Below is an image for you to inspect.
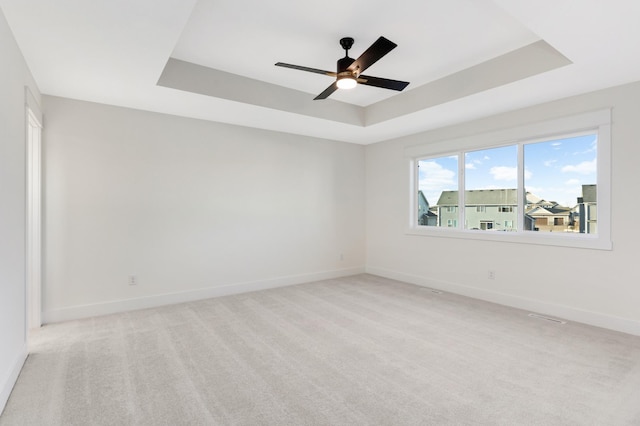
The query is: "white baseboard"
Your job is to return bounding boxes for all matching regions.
[366,266,640,337]
[43,266,366,324]
[0,345,27,416]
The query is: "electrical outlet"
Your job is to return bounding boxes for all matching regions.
[488,270,496,280]
[128,275,137,285]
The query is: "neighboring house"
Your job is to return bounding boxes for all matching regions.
[435,189,535,231]
[417,190,437,226]
[578,184,597,234]
[526,202,577,232]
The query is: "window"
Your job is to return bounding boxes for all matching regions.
[524,133,597,234]
[417,155,458,228]
[480,221,494,230]
[465,145,517,230]
[407,109,611,250]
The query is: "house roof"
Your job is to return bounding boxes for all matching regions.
[418,191,428,206]
[437,189,540,206]
[527,206,573,215]
[1,1,639,144]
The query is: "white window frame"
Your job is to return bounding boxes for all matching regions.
[405,109,612,250]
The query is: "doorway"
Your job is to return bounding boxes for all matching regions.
[26,91,42,330]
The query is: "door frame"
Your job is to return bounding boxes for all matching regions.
[26,88,42,330]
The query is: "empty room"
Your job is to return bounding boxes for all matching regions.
[1,0,639,424]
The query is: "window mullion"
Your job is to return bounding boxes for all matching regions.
[517,143,524,232]
[458,152,465,229]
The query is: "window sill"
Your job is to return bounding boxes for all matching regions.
[406,226,612,251]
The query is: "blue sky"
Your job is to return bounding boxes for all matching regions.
[418,133,597,207]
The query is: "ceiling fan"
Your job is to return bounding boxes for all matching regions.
[275,36,410,100]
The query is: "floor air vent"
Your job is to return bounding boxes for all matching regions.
[528,313,567,324]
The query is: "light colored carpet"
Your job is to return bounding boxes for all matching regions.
[1,274,640,425]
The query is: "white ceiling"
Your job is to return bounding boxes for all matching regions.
[2,0,640,144]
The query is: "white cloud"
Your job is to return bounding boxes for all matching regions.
[490,166,532,181]
[565,178,581,185]
[418,161,456,204]
[419,161,455,180]
[526,185,543,195]
[562,158,597,174]
[465,163,476,170]
[490,166,516,181]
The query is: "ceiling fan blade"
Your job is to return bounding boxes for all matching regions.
[358,75,410,91]
[347,36,397,74]
[314,82,339,100]
[275,62,336,77]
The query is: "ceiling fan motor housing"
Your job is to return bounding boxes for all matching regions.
[338,56,356,74]
[336,56,357,89]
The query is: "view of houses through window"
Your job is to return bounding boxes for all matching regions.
[417,132,598,234]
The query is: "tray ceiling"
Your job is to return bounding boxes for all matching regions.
[1,0,639,144]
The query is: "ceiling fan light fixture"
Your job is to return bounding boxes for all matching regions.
[336,74,357,90]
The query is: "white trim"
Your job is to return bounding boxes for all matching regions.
[403,109,611,158]
[42,267,365,323]
[24,87,42,126]
[517,139,525,232]
[26,108,42,330]
[406,223,610,250]
[458,153,465,228]
[0,345,27,416]
[366,266,640,337]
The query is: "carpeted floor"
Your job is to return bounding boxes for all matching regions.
[2,274,640,425]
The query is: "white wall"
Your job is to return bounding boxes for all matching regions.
[42,96,365,322]
[366,81,640,336]
[0,7,41,414]
[42,83,640,336]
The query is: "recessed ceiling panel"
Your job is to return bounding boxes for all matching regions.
[171,0,540,106]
